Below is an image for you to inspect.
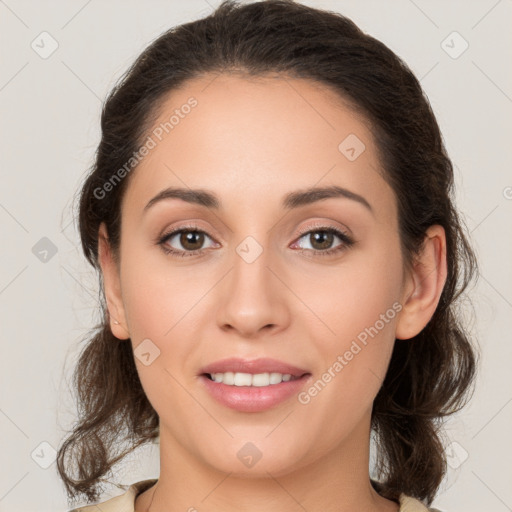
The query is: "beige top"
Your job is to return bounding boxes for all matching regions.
[68,479,442,512]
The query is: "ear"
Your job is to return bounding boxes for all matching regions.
[395,225,448,340]
[97,222,130,340]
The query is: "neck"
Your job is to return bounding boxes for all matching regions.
[136,417,399,512]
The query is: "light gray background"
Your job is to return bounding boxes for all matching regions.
[1,1,511,511]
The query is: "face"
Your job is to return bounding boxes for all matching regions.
[101,73,425,478]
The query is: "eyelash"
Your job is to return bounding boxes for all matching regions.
[157,222,355,258]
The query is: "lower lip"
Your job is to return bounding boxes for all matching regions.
[199,374,311,412]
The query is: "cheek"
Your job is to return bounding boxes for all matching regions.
[304,229,403,345]
[119,244,212,340]
[119,254,205,423]
[299,234,403,404]
[117,246,203,384]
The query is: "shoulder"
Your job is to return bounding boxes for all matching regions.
[67,479,158,512]
[399,494,445,512]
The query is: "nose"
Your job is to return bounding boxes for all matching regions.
[215,239,291,338]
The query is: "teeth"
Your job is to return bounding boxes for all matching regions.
[209,372,295,386]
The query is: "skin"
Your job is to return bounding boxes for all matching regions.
[98,73,447,512]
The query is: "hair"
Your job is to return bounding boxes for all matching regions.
[57,0,478,506]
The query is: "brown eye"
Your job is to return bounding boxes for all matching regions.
[293,226,355,257]
[159,227,217,256]
[179,231,205,251]
[308,231,335,250]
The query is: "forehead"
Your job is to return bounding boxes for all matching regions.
[122,73,395,222]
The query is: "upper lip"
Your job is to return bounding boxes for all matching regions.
[200,357,310,377]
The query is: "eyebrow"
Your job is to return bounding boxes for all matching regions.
[143,185,373,214]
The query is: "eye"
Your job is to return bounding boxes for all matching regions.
[158,223,218,257]
[156,223,355,258]
[292,225,355,257]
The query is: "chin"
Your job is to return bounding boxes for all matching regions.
[199,441,309,479]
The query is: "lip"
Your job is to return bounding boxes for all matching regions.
[199,357,309,377]
[199,374,311,412]
[198,357,311,413]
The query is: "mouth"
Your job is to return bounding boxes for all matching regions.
[197,358,312,412]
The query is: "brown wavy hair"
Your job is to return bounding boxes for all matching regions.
[57,0,478,507]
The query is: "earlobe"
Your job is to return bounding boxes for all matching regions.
[97,223,130,340]
[395,225,448,340]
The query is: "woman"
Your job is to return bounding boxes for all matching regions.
[57,1,477,511]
